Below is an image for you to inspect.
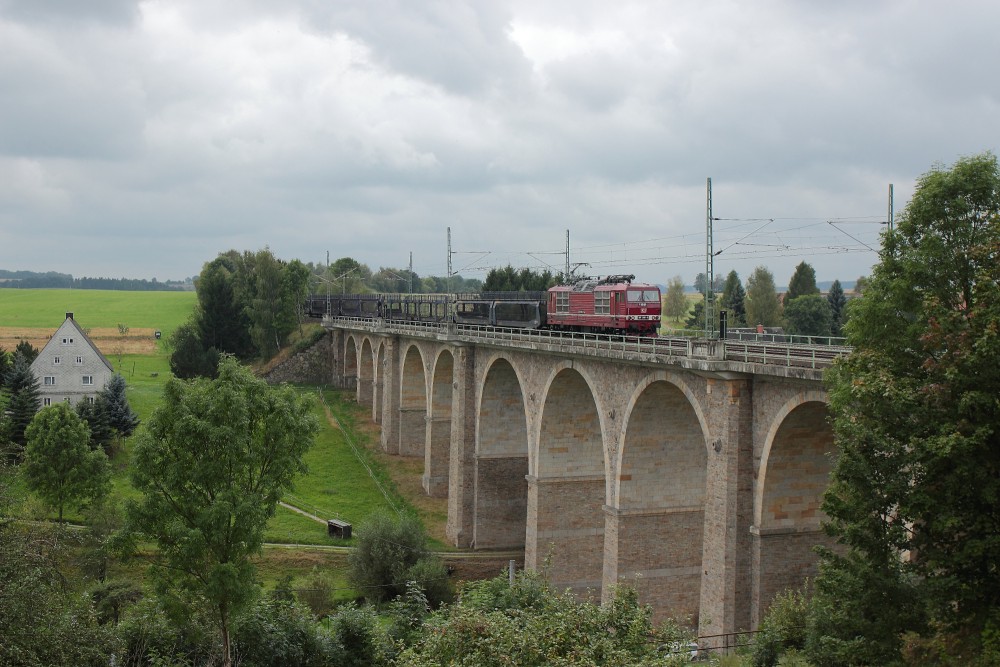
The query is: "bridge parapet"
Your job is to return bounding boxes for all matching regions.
[323,316,849,380]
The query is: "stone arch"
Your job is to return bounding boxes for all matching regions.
[358,338,375,408]
[751,393,835,627]
[398,343,428,457]
[528,365,606,599]
[473,356,529,549]
[604,373,709,621]
[374,341,387,424]
[424,349,454,498]
[344,336,358,391]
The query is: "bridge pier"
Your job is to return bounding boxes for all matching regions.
[379,337,400,454]
[446,346,477,547]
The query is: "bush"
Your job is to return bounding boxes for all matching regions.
[232,597,336,667]
[753,587,810,667]
[347,509,450,605]
[324,603,391,667]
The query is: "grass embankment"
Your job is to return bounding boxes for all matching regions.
[1,288,457,596]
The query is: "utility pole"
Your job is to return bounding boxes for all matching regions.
[565,229,570,281]
[705,177,714,338]
[408,251,413,293]
[888,183,894,233]
[447,227,453,295]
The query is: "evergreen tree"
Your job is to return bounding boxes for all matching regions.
[785,261,819,302]
[169,321,219,379]
[196,255,253,359]
[14,340,38,365]
[0,345,9,388]
[720,270,747,327]
[745,266,783,327]
[5,352,40,462]
[99,373,140,439]
[827,279,847,336]
[76,397,116,456]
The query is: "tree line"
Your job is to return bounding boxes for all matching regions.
[663,263,855,338]
[0,270,189,291]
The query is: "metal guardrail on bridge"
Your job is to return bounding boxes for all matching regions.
[324,317,851,371]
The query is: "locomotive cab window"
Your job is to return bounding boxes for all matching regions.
[627,289,659,303]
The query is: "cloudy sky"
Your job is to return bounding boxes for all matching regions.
[1,1,997,286]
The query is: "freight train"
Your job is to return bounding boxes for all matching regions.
[305,274,662,335]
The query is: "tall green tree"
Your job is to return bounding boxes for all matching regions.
[196,255,254,358]
[24,403,111,523]
[0,345,10,387]
[720,270,747,327]
[785,261,820,302]
[745,266,783,327]
[826,279,847,337]
[121,357,318,667]
[100,373,140,440]
[169,321,219,379]
[784,293,832,338]
[76,396,116,455]
[5,351,40,462]
[813,152,1000,662]
[663,275,688,323]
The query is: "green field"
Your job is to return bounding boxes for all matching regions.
[5,288,422,553]
[0,288,196,339]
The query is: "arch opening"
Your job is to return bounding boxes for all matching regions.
[473,359,528,550]
[424,351,454,498]
[398,345,427,457]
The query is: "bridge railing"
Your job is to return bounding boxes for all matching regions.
[325,317,850,370]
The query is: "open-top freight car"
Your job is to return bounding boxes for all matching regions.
[546,274,661,335]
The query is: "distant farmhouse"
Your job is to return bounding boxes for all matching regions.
[29,313,114,407]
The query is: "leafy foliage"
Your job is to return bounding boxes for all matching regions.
[663,275,688,323]
[752,587,810,667]
[784,294,833,337]
[814,151,1000,662]
[121,357,319,667]
[745,266,783,327]
[24,403,111,523]
[347,508,453,607]
[482,265,559,292]
[397,570,691,666]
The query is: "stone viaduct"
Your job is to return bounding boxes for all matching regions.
[321,318,841,641]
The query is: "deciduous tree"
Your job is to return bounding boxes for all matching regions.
[121,357,318,667]
[813,152,1000,661]
[24,403,111,523]
[784,293,832,338]
[745,266,783,327]
[663,275,688,323]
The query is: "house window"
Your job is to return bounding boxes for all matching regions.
[44,376,56,386]
[82,376,94,386]
[61,337,68,344]
[43,398,52,407]
[53,356,61,365]
[75,356,84,365]
[87,396,96,404]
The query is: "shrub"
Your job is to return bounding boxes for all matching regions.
[753,587,810,667]
[347,508,450,605]
[232,597,336,667]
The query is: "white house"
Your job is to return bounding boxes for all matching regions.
[29,312,115,407]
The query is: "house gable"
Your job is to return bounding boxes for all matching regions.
[30,312,116,407]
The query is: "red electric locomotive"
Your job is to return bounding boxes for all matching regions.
[546,274,661,335]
